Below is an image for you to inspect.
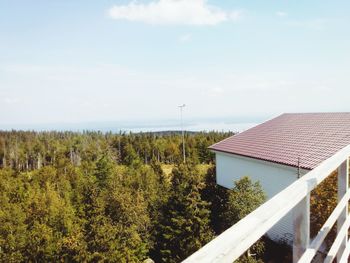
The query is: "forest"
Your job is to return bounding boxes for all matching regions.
[0,130,269,262]
[0,130,337,262]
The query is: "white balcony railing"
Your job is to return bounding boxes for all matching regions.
[183,144,350,263]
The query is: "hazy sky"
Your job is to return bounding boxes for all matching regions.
[1,0,350,126]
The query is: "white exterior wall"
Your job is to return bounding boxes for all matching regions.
[215,151,309,243]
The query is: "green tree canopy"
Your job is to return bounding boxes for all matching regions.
[153,164,214,262]
[224,176,266,226]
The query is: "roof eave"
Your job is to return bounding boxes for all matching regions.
[210,148,313,171]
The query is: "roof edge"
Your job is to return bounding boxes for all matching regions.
[210,148,313,171]
[208,113,285,149]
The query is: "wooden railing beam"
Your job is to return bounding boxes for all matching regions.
[299,191,350,262]
[339,238,350,263]
[183,145,350,263]
[324,216,350,263]
[337,159,349,262]
[293,194,310,262]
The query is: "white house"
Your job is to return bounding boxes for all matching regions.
[209,112,350,243]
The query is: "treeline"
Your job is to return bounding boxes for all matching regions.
[0,131,232,171]
[0,130,267,262]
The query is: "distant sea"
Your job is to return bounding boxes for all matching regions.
[126,122,257,133]
[0,119,263,133]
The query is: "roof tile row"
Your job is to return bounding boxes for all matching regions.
[209,113,350,170]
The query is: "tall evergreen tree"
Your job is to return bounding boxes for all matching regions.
[223,176,266,263]
[153,164,214,262]
[201,166,230,234]
[94,154,114,187]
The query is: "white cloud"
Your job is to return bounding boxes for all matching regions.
[276,11,287,17]
[178,33,192,43]
[108,0,242,26]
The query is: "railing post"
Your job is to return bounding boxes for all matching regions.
[293,193,310,262]
[337,159,349,262]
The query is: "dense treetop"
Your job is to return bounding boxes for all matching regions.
[0,130,337,262]
[0,130,232,171]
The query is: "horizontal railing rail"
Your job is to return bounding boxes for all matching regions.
[299,190,350,262]
[183,144,350,263]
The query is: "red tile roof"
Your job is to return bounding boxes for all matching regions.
[209,113,350,170]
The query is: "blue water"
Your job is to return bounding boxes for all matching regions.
[127,122,257,133]
[0,118,263,133]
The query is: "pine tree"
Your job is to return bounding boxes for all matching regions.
[153,164,214,262]
[94,154,114,187]
[223,176,266,263]
[201,166,230,234]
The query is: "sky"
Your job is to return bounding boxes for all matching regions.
[1,0,350,128]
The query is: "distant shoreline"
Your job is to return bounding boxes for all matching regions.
[0,121,257,133]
